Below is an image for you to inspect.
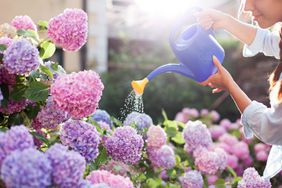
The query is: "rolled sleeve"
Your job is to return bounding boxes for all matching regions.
[243,28,280,59]
[241,101,282,145]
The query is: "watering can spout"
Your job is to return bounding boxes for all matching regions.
[131,63,195,95]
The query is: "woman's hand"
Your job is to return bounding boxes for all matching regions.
[195,9,232,30]
[200,56,235,93]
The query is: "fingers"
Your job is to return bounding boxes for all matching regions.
[195,13,213,30]
[212,88,223,93]
[212,55,222,71]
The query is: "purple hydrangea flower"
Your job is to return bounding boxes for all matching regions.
[231,141,250,160]
[51,70,104,119]
[146,125,167,149]
[0,36,13,50]
[148,145,176,169]
[0,67,16,85]
[46,143,86,188]
[86,170,134,188]
[105,126,144,164]
[238,168,271,188]
[0,90,3,103]
[210,110,220,122]
[11,15,37,31]
[0,125,34,166]
[124,112,153,133]
[91,109,113,127]
[48,8,87,51]
[0,99,29,114]
[183,120,212,153]
[193,147,227,175]
[1,148,52,188]
[3,39,40,75]
[209,125,226,140]
[60,119,101,162]
[36,97,69,130]
[179,170,203,188]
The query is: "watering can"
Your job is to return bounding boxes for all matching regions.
[131,10,225,95]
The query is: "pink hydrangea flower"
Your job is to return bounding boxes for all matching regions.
[146,125,167,148]
[256,151,268,161]
[48,9,87,51]
[238,168,271,188]
[86,170,134,188]
[218,133,238,146]
[11,15,37,31]
[0,36,13,49]
[179,170,203,188]
[147,145,176,169]
[207,175,218,185]
[210,110,220,122]
[51,70,104,119]
[200,109,209,116]
[232,141,250,160]
[219,119,232,130]
[209,126,226,140]
[226,154,238,169]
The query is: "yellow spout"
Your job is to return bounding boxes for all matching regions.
[131,78,149,95]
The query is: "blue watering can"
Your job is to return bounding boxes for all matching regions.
[131,10,225,95]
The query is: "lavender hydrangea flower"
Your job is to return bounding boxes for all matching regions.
[105,126,144,164]
[148,145,176,169]
[3,39,40,75]
[0,125,34,166]
[90,109,113,127]
[46,143,86,188]
[183,120,212,153]
[1,148,52,188]
[11,15,37,31]
[51,70,104,119]
[124,112,153,133]
[48,8,87,51]
[193,147,227,175]
[237,168,271,188]
[0,36,13,50]
[60,119,101,162]
[147,125,167,149]
[36,97,69,130]
[179,170,203,188]
[86,170,134,188]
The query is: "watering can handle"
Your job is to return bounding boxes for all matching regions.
[169,7,214,49]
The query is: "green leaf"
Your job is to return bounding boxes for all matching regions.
[9,84,27,101]
[215,178,226,188]
[145,178,162,188]
[90,146,108,170]
[0,44,7,51]
[165,126,177,137]
[17,29,39,41]
[171,132,185,144]
[40,65,53,78]
[30,131,49,144]
[162,109,168,121]
[40,41,56,59]
[51,62,59,71]
[227,166,237,178]
[24,81,49,102]
[37,20,48,31]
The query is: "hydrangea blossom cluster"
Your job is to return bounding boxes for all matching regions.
[3,39,40,75]
[46,143,86,188]
[183,120,212,153]
[124,112,153,134]
[48,8,87,51]
[90,109,113,127]
[237,168,271,188]
[147,145,176,169]
[193,146,227,175]
[146,125,167,148]
[209,125,226,140]
[11,15,37,31]
[100,160,133,176]
[254,143,270,161]
[0,36,13,49]
[86,170,134,188]
[0,99,30,114]
[0,125,34,166]
[60,119,101,162]
[175,107,199,123]
[105,126,144,164]
[1,148,52,188]
[0,23,17,38]
[35,97,69,130]
[0,67,16,85]
[51,70,104,119]
[179,170,203,188]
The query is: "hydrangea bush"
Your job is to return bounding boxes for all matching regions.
[0,9,281,188]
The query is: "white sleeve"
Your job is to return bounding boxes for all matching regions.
[243,28,280,59]
[241,101,282,145]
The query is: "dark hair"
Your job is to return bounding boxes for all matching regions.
[268,28,282,102]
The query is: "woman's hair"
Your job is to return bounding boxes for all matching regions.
[268,28,282,102]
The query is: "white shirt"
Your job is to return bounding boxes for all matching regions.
[241,27,282,179]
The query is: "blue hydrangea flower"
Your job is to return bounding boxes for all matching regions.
[46,143,86,188]
[1,148,52,188]
[179,170,203,188]
[105,126,144,164]
[3,39,40,75]
[124,112,153,134]
[90,109,113,127]
[0,125,34,166]
[60,119,101,162]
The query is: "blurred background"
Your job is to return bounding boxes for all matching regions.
[1,0,279,122]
